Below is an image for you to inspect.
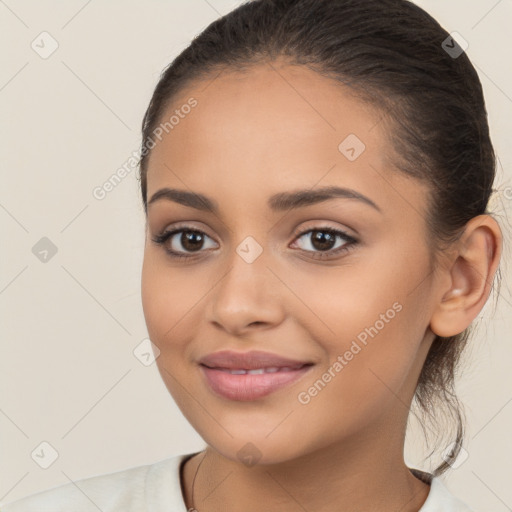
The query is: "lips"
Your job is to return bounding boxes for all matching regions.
[198,350,314,401]
[198,349,312,371]
[214,366,303,375]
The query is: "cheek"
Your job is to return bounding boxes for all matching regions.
[288,302,426,449]
[318,236,431,349]
[287,258,419,349]
[290,244,431,404]
[141,251,204,345]
[140,250,215,404]
[141,254,168,343]
[141,252,204,413]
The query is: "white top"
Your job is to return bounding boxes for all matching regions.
[1,452,475,511]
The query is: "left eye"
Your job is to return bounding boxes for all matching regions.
[291,228,356,254]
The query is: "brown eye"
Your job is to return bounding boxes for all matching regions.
[308,230,338,251]
[179,231,206,252]
[291,227,358,259]
[151,227,217,258]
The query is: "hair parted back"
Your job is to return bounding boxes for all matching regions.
[138,0,501,476]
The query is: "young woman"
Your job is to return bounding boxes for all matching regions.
[3,0,504,510]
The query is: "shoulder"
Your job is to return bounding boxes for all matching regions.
[419,475,477,512]
[0,453,190,512]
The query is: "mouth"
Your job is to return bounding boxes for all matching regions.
[202,363,309,374]
[199,362,314,401]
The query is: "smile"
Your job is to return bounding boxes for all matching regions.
[199,363,313,401]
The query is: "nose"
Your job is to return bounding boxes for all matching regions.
[208,248,286,336]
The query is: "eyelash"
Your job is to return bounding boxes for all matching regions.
[151,225,358,261]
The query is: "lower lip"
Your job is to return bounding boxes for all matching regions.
[200,364,313,401]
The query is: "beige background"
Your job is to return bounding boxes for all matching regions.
[1,0,511,509]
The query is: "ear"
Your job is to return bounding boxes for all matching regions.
[429,215,502,338]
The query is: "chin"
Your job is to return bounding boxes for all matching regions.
[210,437,305,467]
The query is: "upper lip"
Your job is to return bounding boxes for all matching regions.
[199,350,313,370]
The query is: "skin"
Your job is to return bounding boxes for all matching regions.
[140,60,502,512]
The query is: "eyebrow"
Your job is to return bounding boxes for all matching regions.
[147,185,381,213]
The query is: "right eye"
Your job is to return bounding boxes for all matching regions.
[152,227,218,259]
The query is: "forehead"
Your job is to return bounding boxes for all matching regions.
[145,62,426,219]
[151,62,387,162]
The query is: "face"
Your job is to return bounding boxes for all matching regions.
[141,61,439,465]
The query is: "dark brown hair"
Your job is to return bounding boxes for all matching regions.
[137,0,502,476]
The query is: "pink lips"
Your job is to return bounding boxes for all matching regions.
[198,350,314,401]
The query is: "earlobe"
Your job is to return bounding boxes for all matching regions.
[429,215,502,338]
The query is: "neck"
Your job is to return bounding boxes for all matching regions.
[181,424,430,512]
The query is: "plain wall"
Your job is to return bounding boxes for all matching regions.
[1,0,511,509]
